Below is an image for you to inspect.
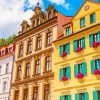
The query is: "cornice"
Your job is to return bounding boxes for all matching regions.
[16,17,57,42]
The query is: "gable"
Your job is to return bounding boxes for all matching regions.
[73,1,100,21]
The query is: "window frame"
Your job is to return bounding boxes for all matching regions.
[17,66,21,80]
[80,17,85,28]
[25,63,31,77]
[33,87,38,100]
[46,32,52,46]
[27,40,32,53]
[90,13,96,24]
[36,36,42,50]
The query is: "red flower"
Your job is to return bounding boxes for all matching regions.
[92,41,99,48]
[94,69,100,75]
[62,76,68,81]
[62,51,67,57]
[76,47,83,52]
[76,73,84,79]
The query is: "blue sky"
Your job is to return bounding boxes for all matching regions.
[0,0,85,38]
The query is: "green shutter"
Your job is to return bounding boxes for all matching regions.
[65,43,70,54]
[66,66,71,79]
[85,92,89,100]
[68,94,71,100]
[74,64,78,77]
[83,62,87,76]
[60,96,63,100]
[91,60,95,74]
[89,34,93,47]
[82,37,85,49]
[60,69,63,80]
[59,45,63,56]
[73,40,77,52]
[93,91,98,100]
[75,93,79,100]
[93,13,96,22]
[98,31,100,42]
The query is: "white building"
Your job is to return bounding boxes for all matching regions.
[0,44,15,100]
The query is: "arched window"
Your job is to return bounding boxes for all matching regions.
[48,11,52,19]
[22,26,25,33]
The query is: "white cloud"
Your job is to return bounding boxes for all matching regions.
[0,0,43,38]
[48,0,70,9]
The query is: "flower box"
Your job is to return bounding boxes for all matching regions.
[94,69,100,75]
[76,73,84,79]
[62,51,67,57]
[62,76,68,81]
[76,47,83,52]
[92,41,99,48]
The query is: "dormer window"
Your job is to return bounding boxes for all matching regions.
[8,47,13,53]
[22,26,26,33]
[33,21,35,27]
[48,11,52,19]
[1,50,5,56]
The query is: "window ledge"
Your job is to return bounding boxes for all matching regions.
[32,73,41,77]
[35,48,42,51]
[45,44,52,48]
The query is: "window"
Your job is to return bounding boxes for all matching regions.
[33,21,35,27]
[3,81,7,92]
[59,66,71,80]
[93,33,100,42]
[90,13,96,24]
[8,47,13,53]
[48,11,52,19]
[33,87,38,100]
[27,41,32,53]
[17,66,21,80]
[80,17,85,28]
[59,43,70,57]
[45,56,51,72]
[75,92,88,100]
[66,27,71,36]
[60,94,71,100]
[1,50,5,56]
[35,60,40,75]
[36,36,42,49]
[25,63,31,77]
[23,89,28,100]
[19,45,23,57]
[15,90,19,100]
[74,62,87,77]
[91,59,100,74]
[5,63,9,74]
[73,37,85,52]
[37,18,40,25]
[44,84,50,100]
[46,32,52,46]
[93,90,100,100]
[0,66,2,75]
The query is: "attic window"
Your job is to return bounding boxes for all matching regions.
[1,50,5,56]
[48,11,52,19]
[8,47,13,53]
[33,21,35,27]
[22,26,26,33]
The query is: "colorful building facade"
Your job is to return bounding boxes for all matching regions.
[10,4,72,100]
[0,44,15,100]
[53,1,100,100]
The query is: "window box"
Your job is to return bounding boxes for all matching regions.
[76,73,84,79]
[76,47,83,52]
[92,41,99,48]
[94,69,100,75]
[62,51,67,57]
[62,76,68,81]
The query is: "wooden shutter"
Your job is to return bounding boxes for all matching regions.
[93,91,98,100]
[74,64,78,77]
[73,40,77,52]
[82,37,85,49]
[65,43,70,54]
[85,92,89,100]
[66,66,71,79]
[59,45,63,56]
[83,62,87,76]
[60,96,63,100]
[89,34,93,47]
[75,93,79,100]
[91,60,95,74]
[59,69,63,80]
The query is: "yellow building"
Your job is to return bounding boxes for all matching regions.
[10,4,72,100]
[53,1,100,100]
